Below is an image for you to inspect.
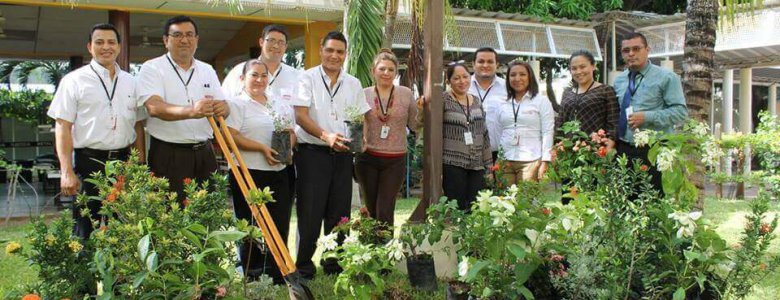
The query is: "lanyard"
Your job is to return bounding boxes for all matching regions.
[453,92,471,127]
[511,98,522,125]
[473,80,493,103]
[374,86,395,123]
[628,72,645,97]
[268,65,282,87]
[319,67,343,104]
[165,55,195,90]
[574,80,596,102]
[89,65,118,106]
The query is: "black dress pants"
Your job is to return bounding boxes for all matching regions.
[354,153,406,227]
[442,164,486,212]
[294,144,353,278]
[72,148,129,240]
[617,140,664,198]
[148,136,218,202]
[229,167,292,284]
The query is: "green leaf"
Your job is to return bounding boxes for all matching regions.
[132,271,148,288]
[190,261,207,278]
[466,260,491,280]
[673,287,686,300]
[146,252,158,272]
[684,250,703,262]
[187,223,208,235]
[181,229,204,250]
[518,286,535,300]
[507,242,527,260]
[207,230,248,242]
[138,234,151,260]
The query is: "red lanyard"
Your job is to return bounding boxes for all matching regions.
[373,86,395,123]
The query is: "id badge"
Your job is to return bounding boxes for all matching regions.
[512,130,520,146]
[464,131,474,145]
[330,108,339,120]
[380,125,390,139]
[109,114,117,130]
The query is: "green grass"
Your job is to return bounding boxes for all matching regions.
[2,197,778,299]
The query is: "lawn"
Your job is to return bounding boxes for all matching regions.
[1,197,778,299]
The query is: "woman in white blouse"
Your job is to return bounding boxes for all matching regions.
[497,60,554,183]
[225,59,295,284]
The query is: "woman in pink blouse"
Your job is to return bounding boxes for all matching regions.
[355,49,420,227]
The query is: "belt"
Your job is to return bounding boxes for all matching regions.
[298,143,349,155]
[152,136,210,150]
[75,147,129,160]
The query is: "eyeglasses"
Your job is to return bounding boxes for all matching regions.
[168,31,198,39]
[446,60,465,66]
[264,38,287,46]
[621,46,645,54]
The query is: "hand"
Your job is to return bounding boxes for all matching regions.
[60,169,80,196]
[550,149,558,162]
[212,100,230,117]
[603,138,616,153]
[485,172,494,182]
[416,96,427,109]
[260,145,280,166]
[192,99,215,118]
[321,131,350,152]
[537,161,548,181]
[628,112,646,129]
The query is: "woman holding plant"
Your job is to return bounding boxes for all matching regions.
[355,49,420,227]
[497,61,555,183]
[224,59,295,284]
[440,61,493,211]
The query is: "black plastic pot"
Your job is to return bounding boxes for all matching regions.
[446,281,470,300]
[345,121,364,154]
[271,130,292,165]
[406,254,437,291]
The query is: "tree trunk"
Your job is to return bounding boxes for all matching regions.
[381,0,399,49]
[683,0,718,209]
[544,63,560,113]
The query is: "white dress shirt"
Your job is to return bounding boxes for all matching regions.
[226,92,291,171]
[469,74,507,151]
[222,61,301,104]
[292,66,371,145]
[136,53,225,143]
[47,59,141,150]
[497,92,555,162]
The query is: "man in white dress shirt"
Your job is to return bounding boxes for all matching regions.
[469,47,506,162]
[292,31,370,279]
[47,23,145,239]
[136,15,229,201]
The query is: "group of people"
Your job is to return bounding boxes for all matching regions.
[48,14,688,285]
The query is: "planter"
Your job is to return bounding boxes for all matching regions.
[446,281,470,300]
[271,130,292,165]
[406,254,437,291]
[345,121,364,154]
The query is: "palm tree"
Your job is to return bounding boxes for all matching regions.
[0,60,69,91]
[381,0,400,49]
[345,0,385,87]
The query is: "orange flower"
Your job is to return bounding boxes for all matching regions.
[569,186,579,197]
[760,223,773,235]
[359,207,370,217]
[490,164,500,172]
[183,178,193,185]
[22,295,41,300]
[597,146,607,158]
[100,225,108,232]
[640,165,649,172]
[106,191,117,202]
[541,208,551,216]
[182,198,191,207]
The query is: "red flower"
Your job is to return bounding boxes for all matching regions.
[640,165,649,172]
[597,146,607,158]
[597,129,606,136]
[541,208,551,216]
[760,223,773,235]
[106,191,117,202]
[338,216,350,226]
[215,286,227,297]
[359,207,370,217]
[490,164,500,172]
[550,254,565,262]
[182,198,190,207]
[183,178,193,185]
[22,295,41,300]
[149,172,155,177]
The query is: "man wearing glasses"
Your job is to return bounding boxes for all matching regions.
[614,32,687,193]
[136,15,229,200]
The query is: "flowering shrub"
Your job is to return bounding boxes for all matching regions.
[549,121,616,196]
[319,213,404,300]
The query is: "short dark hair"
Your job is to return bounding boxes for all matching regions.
[506,61,539,99]
[321,31,347,48]
[163,15,198,36]
[474,47,498,61]
[88,23,121,44]
[623,32,648,47]
[445,61,468,83]
[263,24,289,41]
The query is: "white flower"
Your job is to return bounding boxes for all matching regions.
[353,252,372,265]
[701,140,723,167]
[317,232,339,251]
[344,231,360,245]
[458,256,471,279]
[691,122,710,138]
[656,147,677,172]
[668,210,702,238]
[385,239,405,261]
[633,129,654,147]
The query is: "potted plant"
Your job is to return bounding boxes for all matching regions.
[400,223,438,291]
[270,109,294,165]
[344,105,365,153]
